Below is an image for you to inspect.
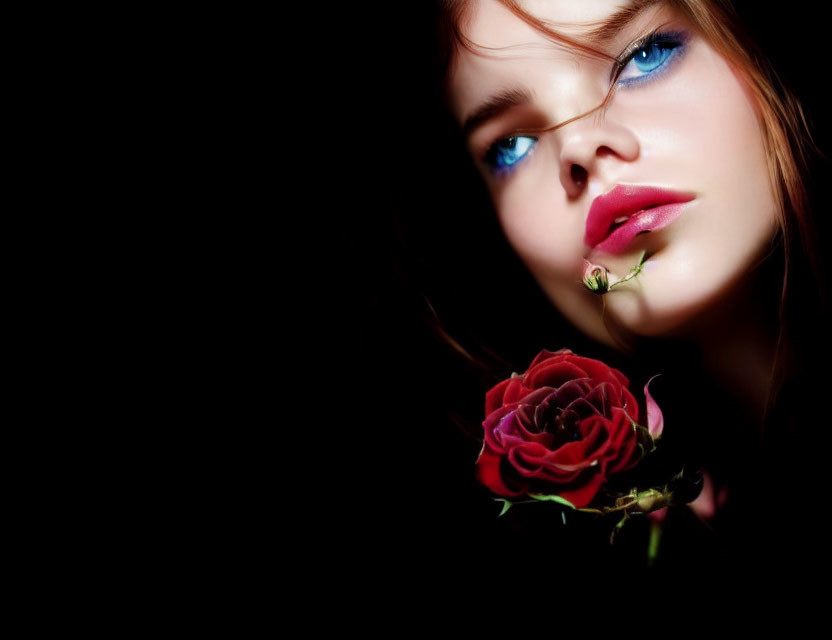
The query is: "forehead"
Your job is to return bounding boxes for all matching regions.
[465,0,632,46]
[447,0,662,119]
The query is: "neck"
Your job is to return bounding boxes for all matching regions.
[694,303,779,426]
[624,248,789,522]
[664,253,784,427]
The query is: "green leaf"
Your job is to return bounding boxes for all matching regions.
[527,493,577,509]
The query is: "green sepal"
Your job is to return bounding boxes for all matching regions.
[610,513,631,544]
[625,412,657,453]
[527,493,577,509]
[493,498,513,517]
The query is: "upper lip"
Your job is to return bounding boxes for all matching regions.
[584,184,696,249]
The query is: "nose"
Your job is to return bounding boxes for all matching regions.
[557,114,640,199]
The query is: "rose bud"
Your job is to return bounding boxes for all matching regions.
[636,488,668,512]
[582,250,650,294]
[582,260,609,294]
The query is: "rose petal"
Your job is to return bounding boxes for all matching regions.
[606,421,640,473]
[508,404,557,447]
[644,374,664,438]
[486,409,553,454]
[518,386,557,409]
[551,418,608,465]
[688,469,716,521]
[508,442,550,475]
[502,379,535,407]
[527,348,571,370]
[647,507,668,523]
[525,361,587,389]
[485,378,512,415]
[483,403,518,433]
[475,445,525,497]
[619,387,641,424]
[556,471,606,509]
[488,411,557,454]
[557,354,628,387]
[582,383,613,418]
[483,408,520,452]
[549,378,594,409]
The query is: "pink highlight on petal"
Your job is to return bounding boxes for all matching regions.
[717,485,729,509]
[644,374,664,438]
[689,470,717,521]
[647,507,668,524]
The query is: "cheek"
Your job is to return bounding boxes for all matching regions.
[492,153,584,280]
[493,176,618,348]
[608,55,780,337]
[676,54,779,257]
[672,47,775,213]
[635,46,779,267]
[697,85,770,190]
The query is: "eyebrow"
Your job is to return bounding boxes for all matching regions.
[461,0,660,139]
[583,0,661,46]
[462,87,534,138]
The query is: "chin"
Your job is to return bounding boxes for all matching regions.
[604,265,757,342]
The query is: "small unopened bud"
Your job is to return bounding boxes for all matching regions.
[581,250,649,295]
[636,488,668,512]
[582,260,609,294]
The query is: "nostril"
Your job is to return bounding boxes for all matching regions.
[570,164,587,188]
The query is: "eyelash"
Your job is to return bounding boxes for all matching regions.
[613,29,689,87]
[481,29,689,177]
[481,135,538,178]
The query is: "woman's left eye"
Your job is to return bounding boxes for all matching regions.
[482,135,538,175]
[616,31,688,86]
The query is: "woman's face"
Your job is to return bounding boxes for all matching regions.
[447,0,780,349]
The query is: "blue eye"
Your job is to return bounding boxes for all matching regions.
[616,31,688,87]
[483,135,537,175]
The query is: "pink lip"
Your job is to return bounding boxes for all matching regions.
[584,185,695,255]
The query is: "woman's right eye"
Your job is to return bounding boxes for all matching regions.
[483,136,538,175]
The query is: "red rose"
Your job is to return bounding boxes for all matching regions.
[476,348,663,509]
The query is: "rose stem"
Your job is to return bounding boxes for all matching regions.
[608,250,648,290]
[601,498,640,513]
[647,519,663,568]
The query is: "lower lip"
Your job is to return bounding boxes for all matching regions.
[594,202,691,255]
